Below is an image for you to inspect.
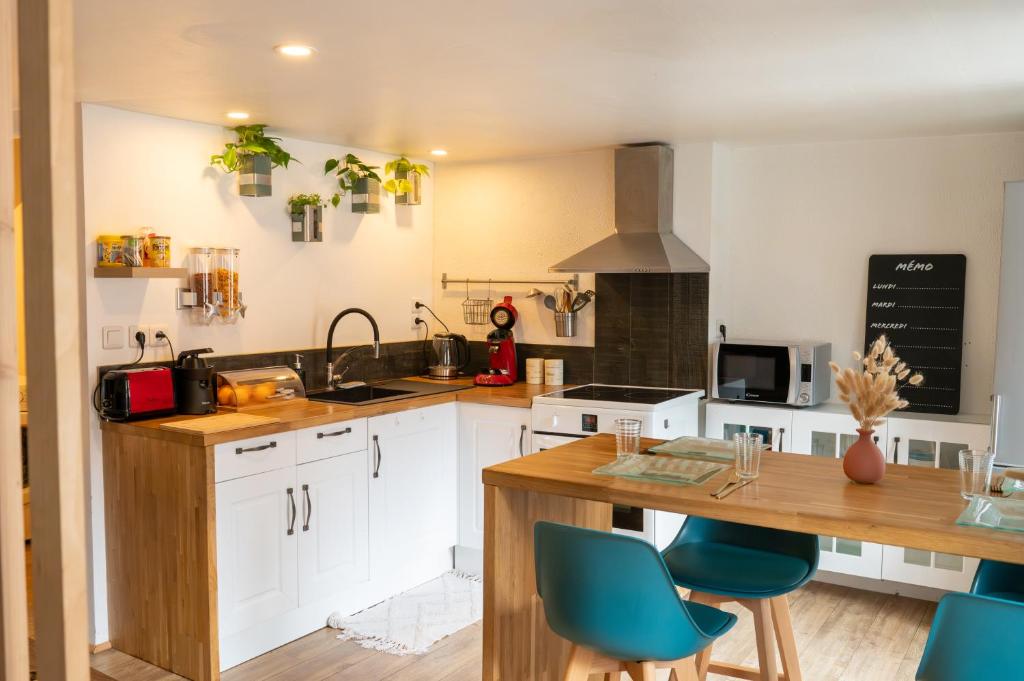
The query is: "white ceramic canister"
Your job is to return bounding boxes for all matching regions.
[544,358,564,386]
[525,358,545,385]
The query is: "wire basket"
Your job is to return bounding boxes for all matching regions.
[462,298,492,325]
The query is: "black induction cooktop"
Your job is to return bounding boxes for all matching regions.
[542,384,700,405]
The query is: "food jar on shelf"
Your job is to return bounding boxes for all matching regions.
[212,247,242,322]
[148,235,171,267]
[121,234,144,267]
[96,235,123,266]
[186,247,216,324]
[216,367,305,410]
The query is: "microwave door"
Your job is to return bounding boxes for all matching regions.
[716,344,794,404]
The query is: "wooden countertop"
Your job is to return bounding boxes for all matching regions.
[101,378,563,447]
[482,433,1024,565]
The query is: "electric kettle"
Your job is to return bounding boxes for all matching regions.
[429,333,470,379]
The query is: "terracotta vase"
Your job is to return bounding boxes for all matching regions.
[843,428,886,484]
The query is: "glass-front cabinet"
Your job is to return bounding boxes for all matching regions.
[880,417,991,591]
[791,409,885,579]
[705,402,794,452]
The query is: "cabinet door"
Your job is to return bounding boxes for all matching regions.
[705,402,794,451]
[791,410,885,579]
[881,417,989,591]
[369,403,458,592]
[458,403,531,550]
[216,467,298,637]
[297,452,370,607]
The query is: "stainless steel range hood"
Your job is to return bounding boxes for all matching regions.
[549,144,710,274]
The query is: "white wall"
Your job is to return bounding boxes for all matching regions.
[81,105,434,642]
[713,132,1024,415]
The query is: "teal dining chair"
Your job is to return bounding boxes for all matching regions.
[661,517,819,681]
[971,559,1024,603]
[534,521,737,681]
[916,592,1024,680]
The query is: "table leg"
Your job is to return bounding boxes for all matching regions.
[483,484,612,681]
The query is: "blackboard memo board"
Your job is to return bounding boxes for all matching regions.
[864,254,966,415]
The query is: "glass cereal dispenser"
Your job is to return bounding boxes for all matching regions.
[186,247,216,324]
[213,247,245,323]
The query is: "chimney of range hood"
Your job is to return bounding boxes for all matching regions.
[549,143,710,274]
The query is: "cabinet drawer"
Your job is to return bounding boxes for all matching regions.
[215,432,297,483]
[296,419,368,465]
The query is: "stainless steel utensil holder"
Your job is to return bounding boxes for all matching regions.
[554,311,577,337]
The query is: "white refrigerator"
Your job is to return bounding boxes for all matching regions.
[994,180,1024,467]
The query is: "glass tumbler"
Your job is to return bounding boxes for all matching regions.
[958,449,994,500]
[734,432,765,479]
[615,418,642,459]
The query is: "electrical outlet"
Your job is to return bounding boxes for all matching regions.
[412,316,425,332]
[411,298,424,315]
[151,324,170,346]
[128,325,151,349]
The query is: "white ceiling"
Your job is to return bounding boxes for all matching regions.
[75,0,1024,161]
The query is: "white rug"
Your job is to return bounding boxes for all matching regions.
[327,571,483,655]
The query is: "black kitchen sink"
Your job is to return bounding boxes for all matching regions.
[309,386,415,405]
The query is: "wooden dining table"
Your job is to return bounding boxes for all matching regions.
[481,434,1024,681]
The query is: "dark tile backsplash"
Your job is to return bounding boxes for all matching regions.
[594,273,709,391]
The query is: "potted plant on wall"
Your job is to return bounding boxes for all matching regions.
[324,153,381,213]
[384,156,430,206]
[288,193,325,242]
[210,124,296,197]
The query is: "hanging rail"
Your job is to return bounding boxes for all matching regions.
[441,272,579,290]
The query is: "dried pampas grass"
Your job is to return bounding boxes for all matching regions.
[830,335,924,431]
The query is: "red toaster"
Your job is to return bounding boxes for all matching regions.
[99,367,176,421]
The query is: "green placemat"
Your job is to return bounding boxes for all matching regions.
[956,495,1024,533]
[594,454,729,487]
[648,436,735,462]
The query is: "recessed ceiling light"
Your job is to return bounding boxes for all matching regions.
[226,111,250,120]
[275,44,316,58]
[430,149,448,157]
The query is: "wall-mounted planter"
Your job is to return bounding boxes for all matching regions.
[395,169,422,206]
[291,205,323,242]
[239,154,272,197]
[352,177,381,213]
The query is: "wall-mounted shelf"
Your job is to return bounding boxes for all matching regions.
[93,267,187,279]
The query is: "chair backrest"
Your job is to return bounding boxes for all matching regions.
[534,521,716,661]
[916,593,1024,681]
[971,559,1024,602]
[669,516,819,586]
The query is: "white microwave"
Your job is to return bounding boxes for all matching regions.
[711,340,831,407]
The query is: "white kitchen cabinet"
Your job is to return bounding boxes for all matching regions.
[705,401,793,451]
[368,402,458,596]
[880,416,989,591]
[791,409,885,579]
[297,452,369,607]
[457,403,531,551]
[216,466,299,637]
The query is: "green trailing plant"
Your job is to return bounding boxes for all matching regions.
[287,193,324,213]
[323,153,381,207]
[383,156,430,195]
[210,124,295,172]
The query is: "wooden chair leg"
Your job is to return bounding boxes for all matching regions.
[748,599,779,681]
[563,644,595,681]
[669,656,700,681]
[623,660,657,681]
[603,674,621,681]
[770,595,803,681]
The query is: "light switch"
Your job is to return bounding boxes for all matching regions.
[102,325,125,350]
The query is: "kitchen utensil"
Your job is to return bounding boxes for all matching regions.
[991,474,1006,495]
[526,288,544,298]
[959,449,995,500]
[615,418,642,459]
[543,295,557,311]
[735,432,765,479]
[159,412,280,435]
[173,347,217,415]
[715,477,753,500]
[711,472,741,497]
[429,333,471,379]
[554,311,577,337]
[474,296,519,386]
[572,289,595,312]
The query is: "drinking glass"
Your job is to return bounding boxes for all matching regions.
[959,449,994,500]
[615,418,642,459]
[734,432,765,479]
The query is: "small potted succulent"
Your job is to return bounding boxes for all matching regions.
[384,156,430,206]
[324,153,381,213]
[210,124,296,197]
[288,193,325,242]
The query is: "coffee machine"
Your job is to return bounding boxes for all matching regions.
[173,348,217,414]
[475,296,518,386]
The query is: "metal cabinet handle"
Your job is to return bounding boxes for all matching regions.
[519,424,527,456]
[777,427,785,452]
[373,434,382,478]
[317,427,352,440]
[302,484,311,532]
[286,487,296,536]
[236,441,277,455]
[891,436,901,464]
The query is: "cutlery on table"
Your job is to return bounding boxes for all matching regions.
[715,478,753,500]
[711,472,740,497]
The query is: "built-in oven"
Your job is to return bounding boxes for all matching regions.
[711,340,831,407]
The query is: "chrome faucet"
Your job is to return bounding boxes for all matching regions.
[325,308,381,388]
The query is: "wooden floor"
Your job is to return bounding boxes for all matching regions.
[86,581,936,681]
